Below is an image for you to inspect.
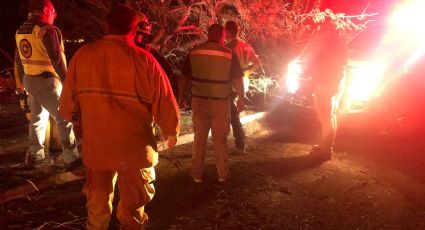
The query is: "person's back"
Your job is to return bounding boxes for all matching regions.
[59,5,180,229]
[304,25,347,92]
[65,36,172,169]
[180,24,244,183]
[189,41,234,99]
[15,0,78,168]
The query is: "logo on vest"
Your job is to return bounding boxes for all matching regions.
[19,39,32,59]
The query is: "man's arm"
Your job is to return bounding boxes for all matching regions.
[59,55,80,123]
[42,26,67,81]
[243,45,261,76]
[147,56,181,148]
[230,53,244,112]
[178,55,191,108]
[14,48,25,92]
[59,55,82,137]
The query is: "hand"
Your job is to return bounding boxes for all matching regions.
[236,97,245,113]
[16,84,25,94]
[72,120,83,139]
[167,135,178,149]
[243,69,252,77]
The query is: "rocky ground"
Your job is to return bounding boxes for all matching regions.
[1,102,425,229]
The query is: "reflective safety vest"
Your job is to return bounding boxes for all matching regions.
[190,42,232,99]
[15,19,66,78]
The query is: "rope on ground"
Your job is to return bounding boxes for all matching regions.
[25,179,39,192]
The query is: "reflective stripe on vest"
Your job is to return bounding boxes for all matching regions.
[21,59,52,66]
[190,43,232,99]
[190,49,232,59]
[15,23,65,78]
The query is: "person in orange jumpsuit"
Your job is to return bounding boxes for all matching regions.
[304,20,347,160]
[59,5,180,229]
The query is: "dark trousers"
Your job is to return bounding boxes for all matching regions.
[230,100,245,149]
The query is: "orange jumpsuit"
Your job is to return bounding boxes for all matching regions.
[59,35,180,229]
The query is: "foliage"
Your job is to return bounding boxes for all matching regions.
[247,74,281,105]
[54,0,111,42]
[54,0,373,60]
[52,0,374,106]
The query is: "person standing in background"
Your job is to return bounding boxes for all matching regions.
[225,20,261,155]
[304,20,347,161]
[14,0,79,168]
[179,24,244,183]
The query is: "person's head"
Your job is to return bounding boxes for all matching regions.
[224,21,238,40]
[28,0,56,25]
[208,24,225,44]
[106,4,138,37]
[134,12,152,43]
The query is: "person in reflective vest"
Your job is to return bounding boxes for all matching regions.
[179,24,244,182]
[14,0,79,168]
[225,20,261,155]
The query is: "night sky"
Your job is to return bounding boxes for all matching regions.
[0,0,27,67]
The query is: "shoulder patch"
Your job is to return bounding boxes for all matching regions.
[19,39,32,58]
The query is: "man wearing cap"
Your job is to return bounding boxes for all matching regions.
[134,12,173,79]
[134,12,174,140]
[14,0,79,168]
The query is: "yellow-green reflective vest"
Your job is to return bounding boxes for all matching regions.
[190,42,232,99]
[15,21,66,78]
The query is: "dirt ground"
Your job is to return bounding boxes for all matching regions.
[1,105,425,229]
